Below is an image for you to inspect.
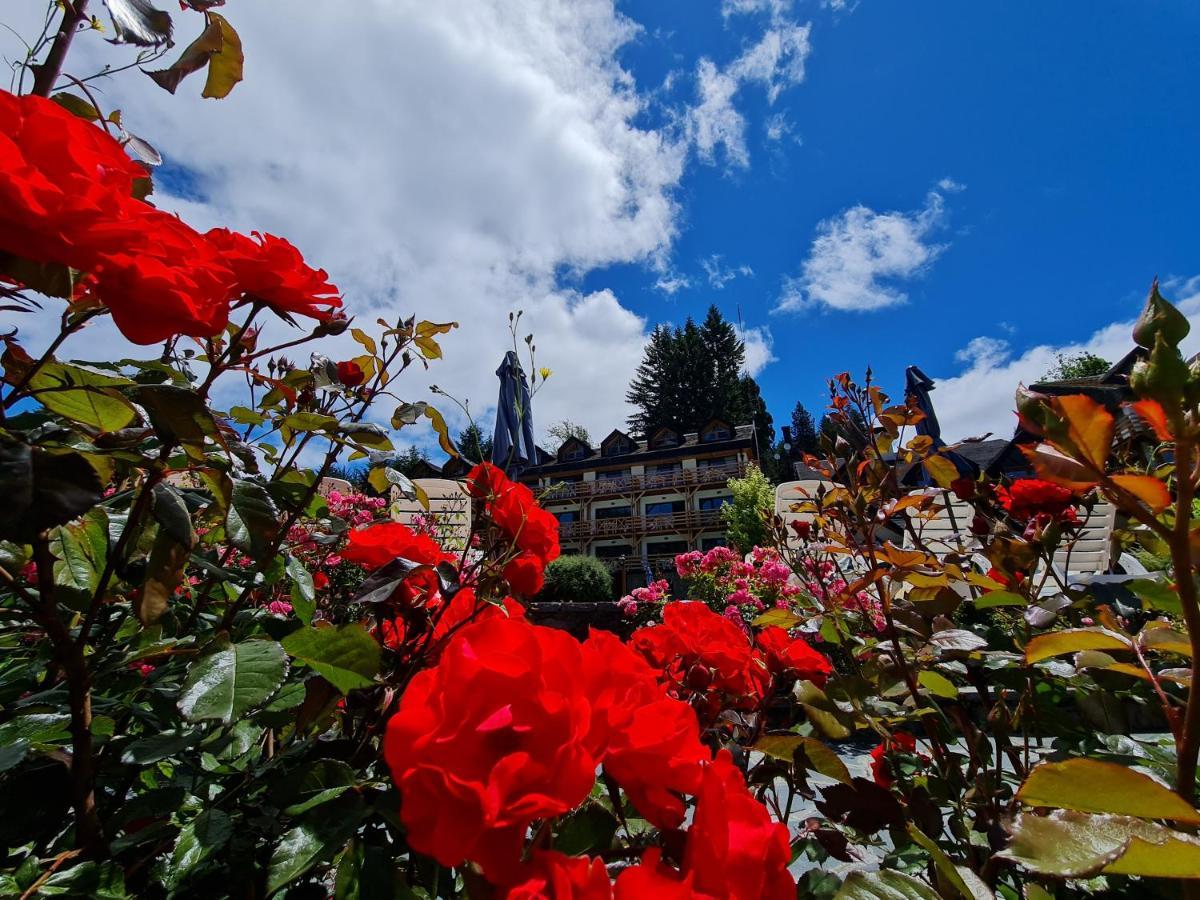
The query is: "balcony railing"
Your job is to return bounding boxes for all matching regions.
[538,461,746,502]
[558,508,725,541]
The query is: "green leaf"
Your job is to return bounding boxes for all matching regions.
[752,608,804,629]
[49,508,108,610]
[229,405,267,427]
[918,670,958,699]
[282,412,338,432]
[131,384,220,454]
[0,713,70,746]
[997,809,1200,879]
[178,640,288,724]
[554,803,618,856]
[168,809,232,889]
[0,739,29,773]
[226,479,281,560]
[150,482,195,548]
[973,590,1027,609]
[266,800,364,894]
[1017,758,1200,823]
[120,729,201,764]
[28,361,138,431]
[335,839,401,900]
[286,556,317,625]
[1024,627,1132,664]
[754,734,852,784]
[834,870,941,899]
[905,825,975,900]
[281,625,381,694]
[1129,578,1182,616]
[38,862,128,898]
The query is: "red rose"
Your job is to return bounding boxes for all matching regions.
[613,850,696,899]
[754,625,833,687]
[313,571,329,590]
[383,618,597,880]
[342,521,448,571]
[950,477,976,500]
[0,90,146,270]
[504,550,546,596]
[336,360,365,387]
[77,208,237,344]
[502,851,613,900]
[789,520,812,540]
[581,630,708,828]
[467,463,560,566]
[429,587,525,655]
[205,228,341,321]
[869,731,923,788]
[996,478,1078,523]
[631,602,768,721]
[683,750,794,900]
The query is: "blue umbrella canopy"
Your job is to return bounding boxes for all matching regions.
[904,365,978,481]
[491,350,537,477]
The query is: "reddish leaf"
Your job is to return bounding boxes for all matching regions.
[1127,399,1173,442]
[1019,445,1098,491]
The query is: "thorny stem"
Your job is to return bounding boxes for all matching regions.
[31,0,89,97]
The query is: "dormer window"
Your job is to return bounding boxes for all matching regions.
[602,430,633,457]
[558,437,591,463]
[700,420,732,443]
[565,447,587,460]
[650,428,680,449]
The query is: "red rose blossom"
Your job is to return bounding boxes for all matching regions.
[631,602,769,723]
[0,90,147,270]
[205,228,341,321]
[383,617,596,881]
[581,630,709,828]
[336,360,365,387]
[341,521,448,572]
[869,731,924,788]
[502,851,613,900]
[754,625,833,687]
[996,478,1078,524]
[613,850,697,899]
[466,463,560,594]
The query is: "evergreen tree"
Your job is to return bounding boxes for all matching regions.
[626,324,676,434]
[789,402,818,454]
[734,374,774,457]
[699,305,744,422]
[456,423,493,464]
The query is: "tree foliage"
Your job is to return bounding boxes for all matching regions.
[537,555,614,602]
[1041,351,1113,382]
[546,419,591,449]
[721,464,775,552]
[626,305,771,442]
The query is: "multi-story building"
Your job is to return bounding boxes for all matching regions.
[515,419,758,592]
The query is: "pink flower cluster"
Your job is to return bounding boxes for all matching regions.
[798,558,884,631]
[675,546,803,626]
[617,579,671,618]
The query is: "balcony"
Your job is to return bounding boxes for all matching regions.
[538,460,746,502]
[558,508,725,541]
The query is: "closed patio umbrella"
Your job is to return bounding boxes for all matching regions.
[904,365,978,482]
[491,350,537,478]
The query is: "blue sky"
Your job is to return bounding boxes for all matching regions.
[5,0,1200,450]
[582,0,1200,436]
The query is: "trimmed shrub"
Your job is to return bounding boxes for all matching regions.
[537,555,614,603]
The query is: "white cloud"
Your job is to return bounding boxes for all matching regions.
[764,112,795,142]
[776,184,955,313]
[653,271,692,295]
[2,0,691,446]
[701,254,753,289]
[932,277,1200,442]
[736,324,776,376]
[688,6,811,168]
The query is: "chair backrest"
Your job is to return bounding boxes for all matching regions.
[391,478,472,548]
[902,490,979,556]
[317,477,354,497]
[1053,499,1117,575]
[775,479,831,550]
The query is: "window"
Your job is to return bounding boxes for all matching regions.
[553,510,578,523]
[648,540,689,557]
[698,456,736,470]
[700,536,727,550]
[599,468,629,480]
[595,545,632,559]
[652,462,681,475]
[646,500,684,517]
[702,426,731,443]
[604,437,631,456]
[595,506,632,520]
[651,430,680,449]
[698,495,732,511]
[565,447,587,461]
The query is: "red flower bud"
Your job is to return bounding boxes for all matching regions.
[337,360,365,387]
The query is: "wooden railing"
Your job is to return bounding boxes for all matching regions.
[558,508,724,541]
[538,461,746,502]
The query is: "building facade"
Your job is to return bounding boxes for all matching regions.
[517,419,758,592]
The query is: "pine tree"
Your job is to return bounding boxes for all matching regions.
[457,423,493,463]
[734,374,774,457]
[626,324,675,434]
[789,402,818,454]
[699,305,744,422]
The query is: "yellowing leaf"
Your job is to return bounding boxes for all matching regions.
[201,13,243,99]
[351,328,377,356]
[922,454,958,489]
[424,405,457,457]
[1017,758,1200,823]
[1108,474,1171,513]
[1025,628,1131,664]
[1127,399,1173,442]
[1056,394,1113,470]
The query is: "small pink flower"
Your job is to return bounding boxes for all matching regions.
[267,600,293,617]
